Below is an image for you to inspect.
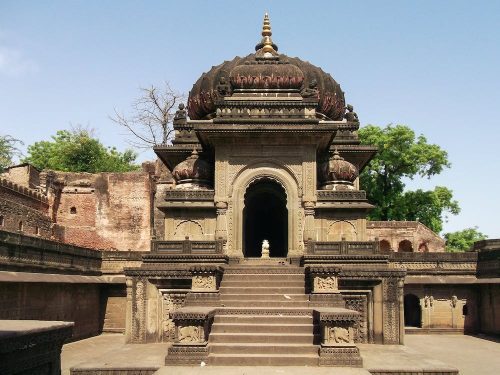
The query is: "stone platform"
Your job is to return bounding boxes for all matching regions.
[64,334,469,375]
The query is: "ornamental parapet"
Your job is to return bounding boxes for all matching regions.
[0,229,101,274]
[164,189,215,201]
[0,177,48,205]
[317,190,367,201]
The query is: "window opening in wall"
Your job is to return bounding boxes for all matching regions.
[0,215,4,227]
[463,304,468,316]
[70,207,77,214]
[379,239,391,252]
[35,226,40,236]
[18,221,23,231]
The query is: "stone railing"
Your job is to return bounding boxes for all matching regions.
[101,251,145,275]
[474,239,500,278]
[0,230,101,274]
[152,239,224,255]
[165,307,216,365]
[307,240,379,255]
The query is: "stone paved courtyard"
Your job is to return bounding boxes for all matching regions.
[61,333,500,375]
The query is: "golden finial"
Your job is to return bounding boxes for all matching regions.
[260,13,276,54]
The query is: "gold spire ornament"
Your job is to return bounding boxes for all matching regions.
[255,12,278,57]
[261,13,274,54]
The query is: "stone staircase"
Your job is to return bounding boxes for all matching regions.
[207,264,320,366]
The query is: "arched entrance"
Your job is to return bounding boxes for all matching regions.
[243,179,288,257]
[404,294,422,327]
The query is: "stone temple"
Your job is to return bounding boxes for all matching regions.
[0,13,499,374]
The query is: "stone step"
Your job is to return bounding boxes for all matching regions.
[219,286,306,294]
[224,268,305,275]
[214,314,312,324]
[217,307,313,316]
[220,300,310,308]
[220,294,309,302]
[222,274,305,281]
[209,332,316,344]
[209,342,319,355]
[211,323,314,334]
[208,353,319,366]
[220,280,305,288]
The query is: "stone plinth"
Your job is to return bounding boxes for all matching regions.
[0,320,73,375]
[165,307,216,365]
[314,308,363,367]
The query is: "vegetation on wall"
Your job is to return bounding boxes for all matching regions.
[444,227,488,252]
[23,128,139,173]
[359,124,460,233]
[0,134,23,171]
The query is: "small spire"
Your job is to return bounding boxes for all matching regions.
[255,13,278,53]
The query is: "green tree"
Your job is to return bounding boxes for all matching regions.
[0,134,23,171]
[444,227,487,252]
[23,129,139,173]
[359,124,459,233]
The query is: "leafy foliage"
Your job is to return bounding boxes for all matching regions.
[444,227,487,252]
[23,129,139,173]
[359,124,459,233]
[0,134,23,171]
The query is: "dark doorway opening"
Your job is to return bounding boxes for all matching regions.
[243,179,288,257]
[404,294,422,327]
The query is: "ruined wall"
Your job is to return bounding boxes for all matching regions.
[367,221,445,252]
[55,171,153,251]
[0,282,102,340]
[0,178,52,239]
[1,164,40,189]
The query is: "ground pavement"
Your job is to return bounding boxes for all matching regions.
[62,333,500,375]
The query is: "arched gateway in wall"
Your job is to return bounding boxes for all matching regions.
[230,165,300,257]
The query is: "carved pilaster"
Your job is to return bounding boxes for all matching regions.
[215,200,228,244]
[303,200,316,243]
[131,277,147,343]
[382,277,402,344]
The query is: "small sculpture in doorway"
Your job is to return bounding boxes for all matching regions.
[261,239,270,258]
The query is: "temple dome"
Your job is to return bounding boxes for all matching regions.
[172,150,212,189]
[319,149,359,190]
[187,14,345,121]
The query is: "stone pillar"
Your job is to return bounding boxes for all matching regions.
[125,277,133,343]
[303,200,316,243]
[215,200,228,244]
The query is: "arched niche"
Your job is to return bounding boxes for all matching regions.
[327,220,357,241]
[174,220,203,240]
[398,239,413,252]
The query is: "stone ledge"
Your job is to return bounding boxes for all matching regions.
[0,271,124,284]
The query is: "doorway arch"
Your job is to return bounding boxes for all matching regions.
[243,179,288,257]
[404,294,422,327]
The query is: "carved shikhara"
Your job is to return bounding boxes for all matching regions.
[314,275,339,293]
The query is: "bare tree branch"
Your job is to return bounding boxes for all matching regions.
[110,82,185,148]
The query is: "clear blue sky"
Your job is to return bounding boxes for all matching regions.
[1,1,499,237]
